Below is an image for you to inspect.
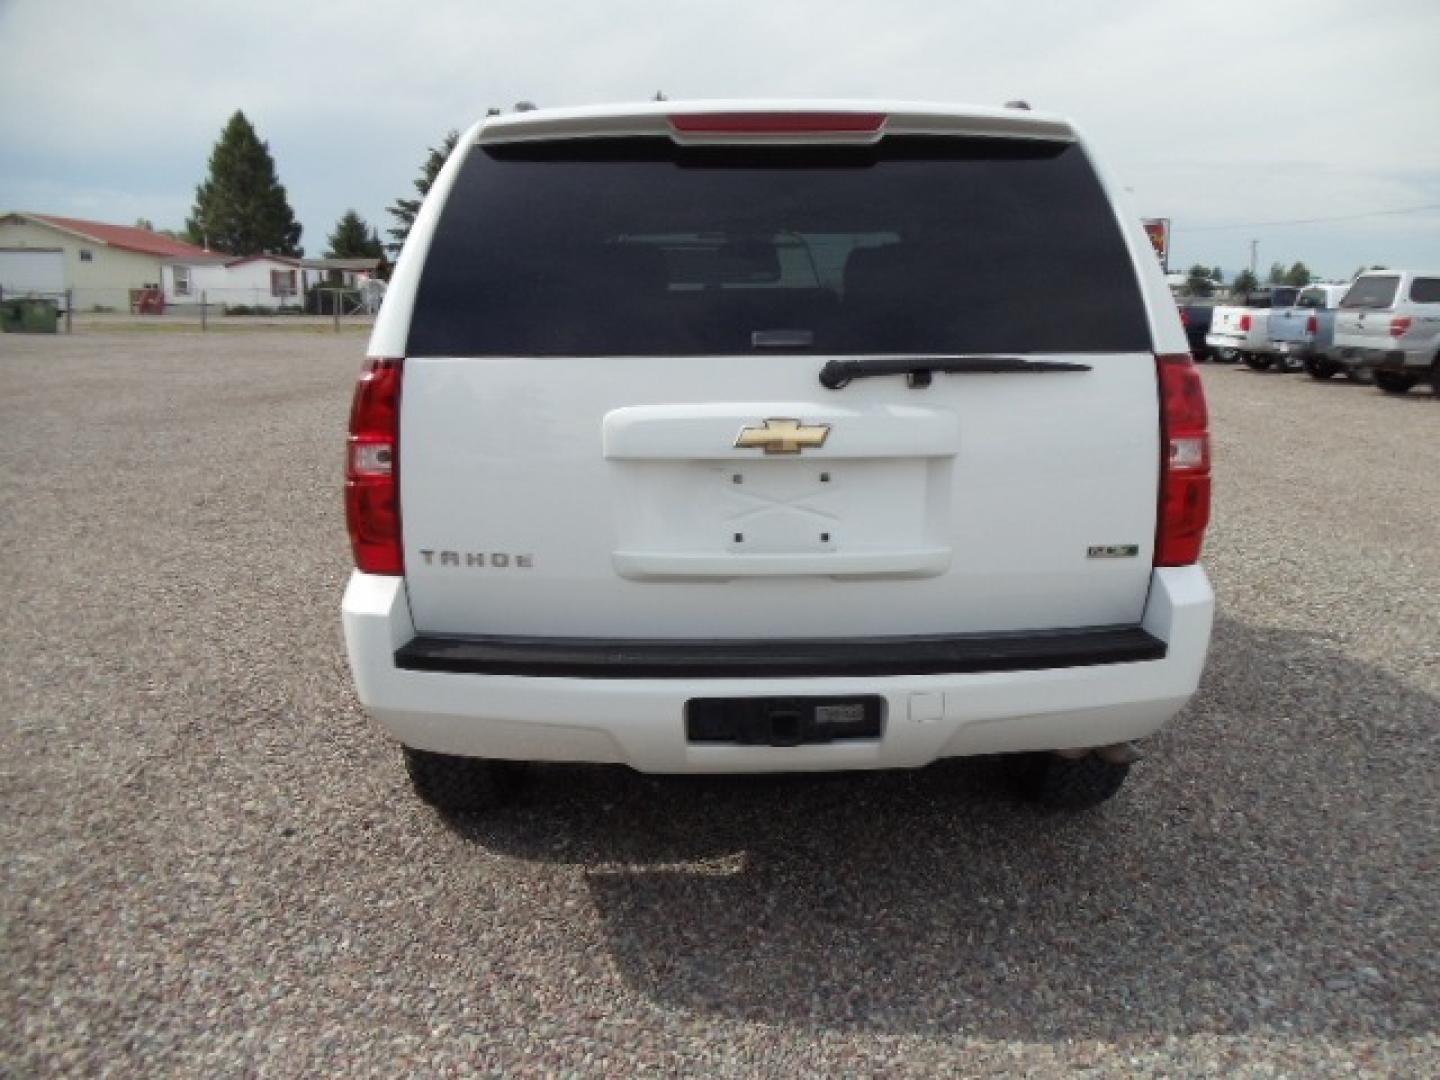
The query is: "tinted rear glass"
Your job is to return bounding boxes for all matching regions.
[1410,277,1440,303]
[1341,275,1400,309]
[408,136,1150,357]
[1246,287,1298,310]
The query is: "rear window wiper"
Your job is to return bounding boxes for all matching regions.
[818,355,1093,389]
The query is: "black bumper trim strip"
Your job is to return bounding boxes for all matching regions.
[394,625,1167,679]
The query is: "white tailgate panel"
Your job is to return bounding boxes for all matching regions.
[606,403,955,580]
[400,354,1159,638]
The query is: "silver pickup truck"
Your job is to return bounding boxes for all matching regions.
[1266,284,1351,379]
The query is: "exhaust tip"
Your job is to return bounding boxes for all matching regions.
[1095,741,1143,765]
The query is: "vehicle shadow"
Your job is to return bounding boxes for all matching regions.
[445,614,1437,1041]
[1330,386,1439,403]
[1287,372,1439,400]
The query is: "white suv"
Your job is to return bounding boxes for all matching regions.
[342,101,1215,814]
[1333,270,1440,394]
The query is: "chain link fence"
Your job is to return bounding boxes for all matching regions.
[0,285,381,332]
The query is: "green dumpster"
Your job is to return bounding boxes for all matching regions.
[0,300,19,332]
[0,297,59,334]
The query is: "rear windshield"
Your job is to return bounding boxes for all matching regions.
[1297,288,1330,309]
[1247,287,1298,310]
[1341,275,1400,309]
[408,136,1150,357]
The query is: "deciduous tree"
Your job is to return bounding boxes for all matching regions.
[1185,264,1215,297]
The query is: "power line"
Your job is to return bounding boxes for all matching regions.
[1172,203,1440,233]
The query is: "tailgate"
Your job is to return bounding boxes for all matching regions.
[400,354,1158,637]
[1208,306,1248,340]
[1268,308,1309,345]
[1334,310,1390,350]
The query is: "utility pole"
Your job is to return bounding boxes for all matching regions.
[1249,238,1259,277]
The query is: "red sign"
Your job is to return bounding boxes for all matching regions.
[1143,218,1170,271]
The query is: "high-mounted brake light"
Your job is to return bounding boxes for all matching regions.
[669,112,887,135]
[1155,354,1211,567]
[1390,315,1413,338]
[346,357,403,575]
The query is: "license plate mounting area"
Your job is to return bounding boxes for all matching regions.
[685,696,883,746]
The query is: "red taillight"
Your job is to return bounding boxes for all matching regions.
[1390,315,1413,338]
[1155,353,1211,567]
[1239,314,1252,332]
[1179,308,1190,327]
[1306,314,1318,335]
[669,112,887,135]
[346,357,403,575]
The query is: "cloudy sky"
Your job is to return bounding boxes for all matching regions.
[2,0,1437,280]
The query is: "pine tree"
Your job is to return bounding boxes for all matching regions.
[386,129,460,255]
[1233,268,1260,295]
[326,210,384,259]
[186,111,303,256]
[1284,261,1312,287]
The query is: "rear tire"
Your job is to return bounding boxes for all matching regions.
[1431,356,1440,396]
[1305,356,1338,379]
[1243,354,1271,371]
[1375,371,1417,395]
[403,747,522,814]
[1009,753,1131,810]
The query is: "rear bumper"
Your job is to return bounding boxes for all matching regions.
[1269,338,1313,358]
[1358,348,1426,372]
[342,566,1214,773]
[396,625,1167,679]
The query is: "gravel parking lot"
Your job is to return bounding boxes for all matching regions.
[2,332,1436,1075]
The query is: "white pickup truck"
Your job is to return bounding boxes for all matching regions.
[342,100,1215,816]
[1205,286,1302,368]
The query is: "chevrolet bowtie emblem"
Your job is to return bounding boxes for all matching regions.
[733,418,831,455]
